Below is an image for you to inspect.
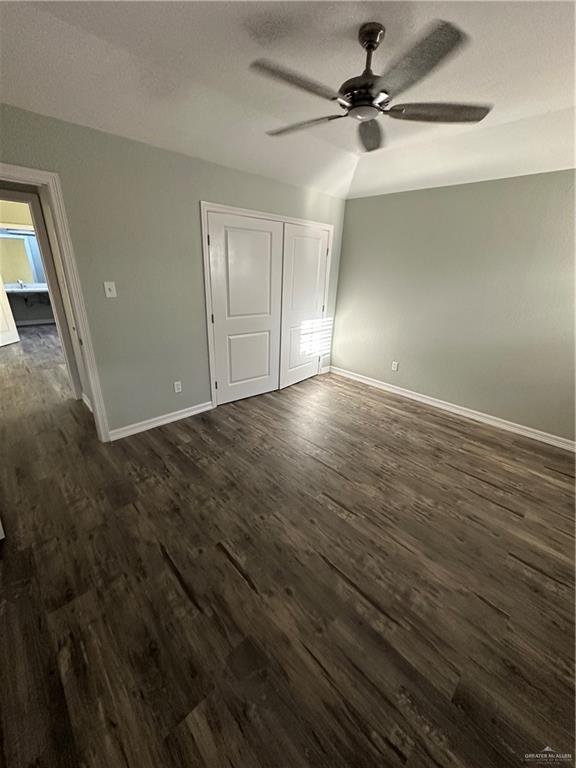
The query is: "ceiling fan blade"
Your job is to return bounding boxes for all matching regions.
[251,59,343,103]
[358,120,383,152]
[388,102,491,122]
[373,20,467,99]
[267,115,345,136]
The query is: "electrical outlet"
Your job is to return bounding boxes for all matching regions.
[391,361,399,372]
[103,281,117,298]
[174,381,182,393]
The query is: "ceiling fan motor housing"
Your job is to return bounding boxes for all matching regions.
[339,73,389,119]
[339,23,389,118]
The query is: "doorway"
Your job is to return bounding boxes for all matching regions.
[0,189,86,396]
[0,163,108,441]
[202,203,333,406]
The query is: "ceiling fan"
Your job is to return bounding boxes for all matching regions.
[250,20,492,152]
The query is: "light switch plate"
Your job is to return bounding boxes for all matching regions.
[104,281,117,298]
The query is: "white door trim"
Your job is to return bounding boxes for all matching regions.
[200,201,334,408]
[0,163,109,442]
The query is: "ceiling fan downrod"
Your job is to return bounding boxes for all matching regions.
[358,21,385,75]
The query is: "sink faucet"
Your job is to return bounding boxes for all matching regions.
[17,279,24,288]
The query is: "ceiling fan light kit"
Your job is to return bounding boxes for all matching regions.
[348,105,381,122]
[251,19,492,153]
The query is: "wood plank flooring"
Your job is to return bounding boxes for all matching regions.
[1,325,574,768]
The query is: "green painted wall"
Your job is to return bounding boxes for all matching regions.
[0,104,344,430]
[333,171,575,440]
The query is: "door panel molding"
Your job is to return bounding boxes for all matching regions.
[200,201,334,409]
[228,330,271,384]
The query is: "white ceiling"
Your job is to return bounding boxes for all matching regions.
[1,2,574,199]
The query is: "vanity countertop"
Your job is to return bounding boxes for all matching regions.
[4,282,49,295]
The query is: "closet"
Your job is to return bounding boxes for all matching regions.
[204,206,332,406]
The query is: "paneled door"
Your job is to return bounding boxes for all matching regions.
[208,212,283,405]
[280,223,329,388]
[0,281,19,347]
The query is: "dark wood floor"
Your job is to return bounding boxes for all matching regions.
[0,325,574,768]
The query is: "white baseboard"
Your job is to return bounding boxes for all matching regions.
[330,366,574,453]
[109,401,214,441]
[320,365,331,375]
[81,392,93,412]
[16,319,56,327]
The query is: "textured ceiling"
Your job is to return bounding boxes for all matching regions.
[0,2,574,198]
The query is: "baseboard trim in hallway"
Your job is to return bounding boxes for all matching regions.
[109,400,214,441]
[81,392,93,412]
[330,366,575,452]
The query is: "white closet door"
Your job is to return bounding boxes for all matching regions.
[280,223,329,389]
[0,282,19,347]
[208,212,283,405]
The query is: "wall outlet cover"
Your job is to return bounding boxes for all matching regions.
[391,361,399,372]
[174,381,182,393]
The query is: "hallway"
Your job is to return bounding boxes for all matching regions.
[0,324,73,418]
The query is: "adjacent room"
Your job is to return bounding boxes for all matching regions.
[0,200,54,329]
[0,190,88,449]
[0,2,574,767]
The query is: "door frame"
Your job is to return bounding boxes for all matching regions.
[0,163,109,442]
[200,201,334,407]
[2,188,84,396]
